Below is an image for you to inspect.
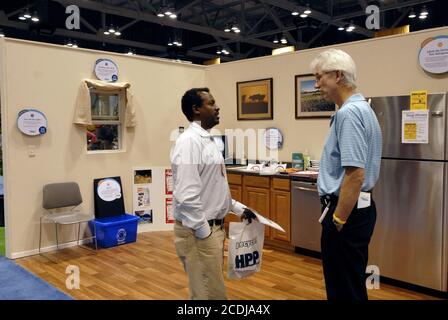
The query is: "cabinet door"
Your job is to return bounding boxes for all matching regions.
[270,190,291,243]
[243,186,270,238]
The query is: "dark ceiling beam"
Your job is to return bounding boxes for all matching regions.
[391,7,412,28]
[306,24,331,48]
[259,1,296,44]
[0,13,225,62]
[193,4,235,58]
[189,24,308,52]
[246,11,269,36]
[332,0,437,21]
[80,16,98,33]
[120,19,140,32]
[260,0,374,37]
[50,0,277,49]
[176,0,202,16]
[358,0,369,10]
[6,2,38,18]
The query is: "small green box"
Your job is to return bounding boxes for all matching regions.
[292,152,304,170]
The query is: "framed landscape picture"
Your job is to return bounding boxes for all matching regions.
[295,74,337,119]
[237,78,273,120]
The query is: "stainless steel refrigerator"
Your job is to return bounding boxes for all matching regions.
[369,93,448,291]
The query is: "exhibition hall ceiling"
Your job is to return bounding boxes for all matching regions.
[0,0,445,64]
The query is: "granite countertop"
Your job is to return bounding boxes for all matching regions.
[226,167,318,183]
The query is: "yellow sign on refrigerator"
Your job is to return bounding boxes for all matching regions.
[410,90,427,110]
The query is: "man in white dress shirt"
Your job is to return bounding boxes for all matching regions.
[171,87,255,300]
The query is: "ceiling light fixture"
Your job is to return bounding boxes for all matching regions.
[273,36,279,44]
[114,29,121,36]
[291,11,299,16]
[304,4,312,15]
[108,25,116,33]
[300,13,308,18]
[346,21,355,32]
[280,34,287,44]
[31,12,40,22]
[408,8,416,19]
[169,13,177,19]
[420,6,428,16]
[23,10,32,19]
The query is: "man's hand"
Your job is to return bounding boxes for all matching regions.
[241,208,257,223]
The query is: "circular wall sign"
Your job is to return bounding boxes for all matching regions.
[94,59,119,82]
[17,109,48,136]
[264,127,283,150]
[418,35,448,74]
[97,178,122,202]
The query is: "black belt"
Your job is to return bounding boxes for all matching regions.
[320,190,373,206]
[320,194,338,206]
[208,219,224,227]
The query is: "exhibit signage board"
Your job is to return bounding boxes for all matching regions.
[17,109,47,136]
[419,35,448,74]
[94,58,119,82]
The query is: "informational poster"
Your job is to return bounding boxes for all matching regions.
[93,176,125,218]
[263,128,283,150]
[410,90,428,110]
[402,110,429,144]
[94,58,119,82]
[165,169,173,195]
[165,198,174,224]
[133,169,153,224]
[418,35,448,74]
[132,167,174,231]
[17,109,48,136]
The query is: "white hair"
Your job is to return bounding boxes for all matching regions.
[310,49,357,89]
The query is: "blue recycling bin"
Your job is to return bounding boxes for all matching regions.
[89,214,139,248]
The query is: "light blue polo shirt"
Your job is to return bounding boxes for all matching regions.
[317,93,382,196]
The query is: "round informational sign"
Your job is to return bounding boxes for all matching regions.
[94,58,119,82]
[264,127,283,150]
[97,178,122,202]
[17,109,48,136]
[418,35,448,74]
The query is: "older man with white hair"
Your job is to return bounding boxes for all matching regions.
[310,49,382,300]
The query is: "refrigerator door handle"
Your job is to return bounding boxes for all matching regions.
[431,110,443,117]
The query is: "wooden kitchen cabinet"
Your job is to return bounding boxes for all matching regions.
[225,172,292,249]
[243,185,271,238]
[270,178,291,243]
[270,189,291,243]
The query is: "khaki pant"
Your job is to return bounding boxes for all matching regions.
[174,221,227,300]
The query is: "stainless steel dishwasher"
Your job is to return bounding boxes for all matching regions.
[291,180,322,252]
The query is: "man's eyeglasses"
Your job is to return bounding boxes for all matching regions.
[314,70,336,82]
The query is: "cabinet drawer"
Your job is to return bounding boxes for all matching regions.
[227,173,242,185]
[272,178,290,191]
[244,175,270,188]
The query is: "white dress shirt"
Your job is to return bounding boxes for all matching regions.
[170,122,246,238]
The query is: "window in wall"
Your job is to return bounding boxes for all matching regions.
[87,89,124,152]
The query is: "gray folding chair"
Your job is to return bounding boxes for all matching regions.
[39,182,97,253]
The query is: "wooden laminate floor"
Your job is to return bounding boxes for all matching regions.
[16,231,440,300]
